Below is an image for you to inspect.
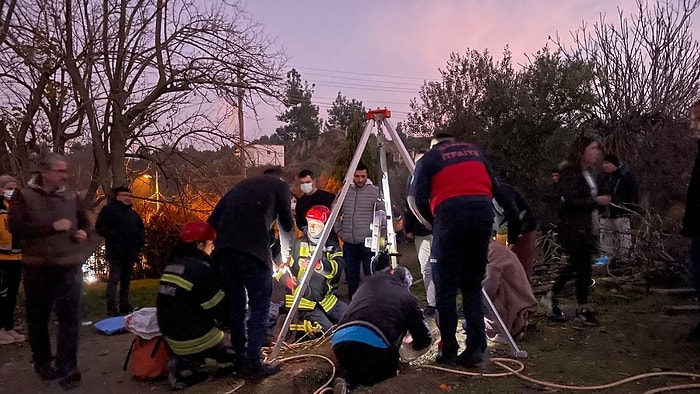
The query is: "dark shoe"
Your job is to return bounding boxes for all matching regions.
[548,306,566,322]
[34,362,58,380]
[119,304,135,315]
[435,351,457,366]
[687,324,700,342]
[423,306,436,317]
[575,308,599,326]
[239,360,282,378]
[457,349,488,368]
[58,371,81,391]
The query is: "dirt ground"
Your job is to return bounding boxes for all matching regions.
[1,243,700,394]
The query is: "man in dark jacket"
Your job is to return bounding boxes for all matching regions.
[9,153,90,390]
[683,100,700,342]
[408,133,494,368]
[295,169,336,231]
[541,168,563,262]
[207,167,294,377]
[404,149,435,316]
[331,267,431,390]
[95,186,145,316]
[597,154,639,262]
[493,182,538,279]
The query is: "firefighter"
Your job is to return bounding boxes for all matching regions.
[408,132,495,367]
[275,205,346,336]
[156,221,233,390]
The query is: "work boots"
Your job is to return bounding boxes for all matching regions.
[239,360,282,379]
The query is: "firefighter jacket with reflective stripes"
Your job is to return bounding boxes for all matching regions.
[0,197,21,260]
[277,236,343,312]
[156,255,229,356]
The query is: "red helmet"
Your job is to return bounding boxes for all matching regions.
[180,221,216,243]
[305,205,331,224]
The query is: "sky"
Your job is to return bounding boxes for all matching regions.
[240,0,700,139]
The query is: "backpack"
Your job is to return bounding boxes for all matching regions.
[123,335,170,381]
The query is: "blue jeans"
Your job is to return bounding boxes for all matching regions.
[688,237,700,305]
[23,265,82,376]
[215,248,272,366]
[342,243,374,300]
[431,200,493,358]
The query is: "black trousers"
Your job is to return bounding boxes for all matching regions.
[0,260,22,330]
[431,201,492,358]
[105,254,134,313]
[552,226,595,305]
[23,265,82,377]
[333,341,399,388]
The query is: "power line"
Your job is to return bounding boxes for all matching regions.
[302,71,426,87]
[292,65,439,82]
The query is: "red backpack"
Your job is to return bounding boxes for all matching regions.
[123,335,170,380]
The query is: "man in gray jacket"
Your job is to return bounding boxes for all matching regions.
[334,162,379,299]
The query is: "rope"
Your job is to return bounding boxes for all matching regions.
[269,354,700,394]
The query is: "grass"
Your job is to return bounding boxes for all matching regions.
[80,279,160,322]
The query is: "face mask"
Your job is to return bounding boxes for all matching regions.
[300,183,313,194]
[3,190,14,200]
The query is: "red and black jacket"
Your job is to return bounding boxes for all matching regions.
[409,140,494,224]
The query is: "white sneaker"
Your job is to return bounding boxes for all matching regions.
[540,292,553,314]
[0,329,15,345]
[6,329,25,342]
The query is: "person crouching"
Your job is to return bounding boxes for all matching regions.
[157,221,233,390]
[275,205,347,337]
[331,266,432,390]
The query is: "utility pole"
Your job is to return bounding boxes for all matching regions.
[237,71,246,178]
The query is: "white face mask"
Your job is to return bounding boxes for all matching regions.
[3,190,14,200]
[300,183,314,194]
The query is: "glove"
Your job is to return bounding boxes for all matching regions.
[276,266,297,291]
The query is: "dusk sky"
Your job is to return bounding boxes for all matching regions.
[241,1,700,139]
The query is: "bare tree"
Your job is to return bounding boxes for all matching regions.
[555,0,700,208]
[0,0,286,201]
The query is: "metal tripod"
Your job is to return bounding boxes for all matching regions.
[268,108,527,361]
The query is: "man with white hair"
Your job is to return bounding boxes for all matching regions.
[9,153,90,390]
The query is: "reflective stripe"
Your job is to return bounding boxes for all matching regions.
[200,290,225,310]
[319,294,338,312]
[285,294,316,310]
[161,273,193,291]
[165,327,224,355]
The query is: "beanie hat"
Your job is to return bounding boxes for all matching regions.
[0,175,18,189]
[603,154,620,168]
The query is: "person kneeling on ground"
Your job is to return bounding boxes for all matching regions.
[157,221,233,390]
[331,266,432,390]
[275,205,347,337]
[482,240,538,343]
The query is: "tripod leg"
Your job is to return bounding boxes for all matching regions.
[481,288,528,358]
[269,119,376,361]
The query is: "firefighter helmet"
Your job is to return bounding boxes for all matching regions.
[305,205,331,224]
[180,221,216,243]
